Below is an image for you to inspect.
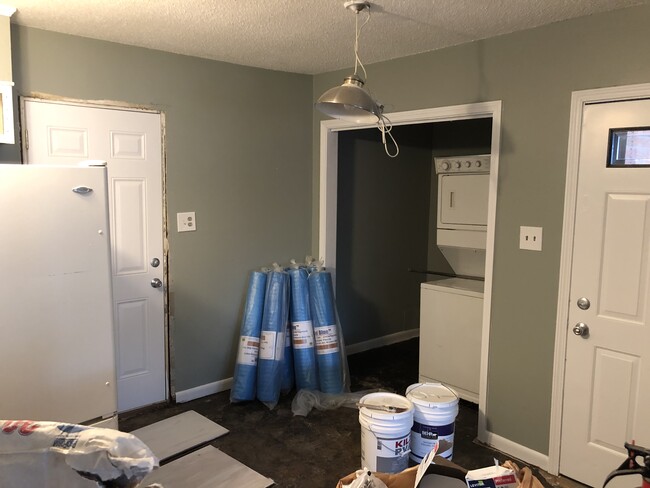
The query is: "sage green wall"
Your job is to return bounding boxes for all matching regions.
[0,26,313,393]
[313,4,650,455]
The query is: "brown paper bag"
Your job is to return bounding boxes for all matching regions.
[502,461,545,488]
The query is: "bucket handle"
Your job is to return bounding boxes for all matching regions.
[408,383,459,404]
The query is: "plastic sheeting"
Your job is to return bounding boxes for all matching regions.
[308,270,346,394]
[291,389,378,416]
[256,270,290,409]
[288,267,319,390]
[230,271,268,403]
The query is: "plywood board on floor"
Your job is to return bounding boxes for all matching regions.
[130,410,229,462]
[142,445,274,488]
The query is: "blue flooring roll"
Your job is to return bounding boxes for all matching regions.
[257,270,289,408]
[289,268,319,390]
[280,316,294,394]
[230,271,267,403]
[308,271,344,394]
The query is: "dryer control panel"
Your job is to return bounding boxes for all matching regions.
[435,155,490,174]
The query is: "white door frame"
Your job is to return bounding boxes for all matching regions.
[550,82,650,475]
[19,95,171,406]
[319,100,502,443]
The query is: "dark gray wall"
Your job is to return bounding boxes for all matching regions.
[336,125,432,345]
[313,4,650,455]
[1,26,313,393]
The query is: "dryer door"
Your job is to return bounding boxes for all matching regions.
[438,174,489,228]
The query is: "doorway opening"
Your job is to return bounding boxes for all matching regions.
[318,101,502,443]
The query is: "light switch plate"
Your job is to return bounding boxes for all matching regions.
[177,212,196,232]
[520,226,542,251]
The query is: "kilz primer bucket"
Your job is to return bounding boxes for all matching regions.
[358,392,414,474]
[406,383,459,462]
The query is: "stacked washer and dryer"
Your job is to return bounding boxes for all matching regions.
[419,155,491,403]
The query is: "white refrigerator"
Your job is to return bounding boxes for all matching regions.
[0,164,118,427]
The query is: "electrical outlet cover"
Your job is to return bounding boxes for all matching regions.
[177,212,196,232]
[520,226,542,251]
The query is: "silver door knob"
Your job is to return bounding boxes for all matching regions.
[572,322,589,337]
[151,278,163,288]
[577,297,591,310]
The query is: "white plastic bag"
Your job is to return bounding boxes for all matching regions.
[343,468,389,488]
[0,420,158,487]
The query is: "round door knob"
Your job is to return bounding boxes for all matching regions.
[151,278,163,288]
[572,322,589,337]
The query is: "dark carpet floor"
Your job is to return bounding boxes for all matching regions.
[120,338,547,487]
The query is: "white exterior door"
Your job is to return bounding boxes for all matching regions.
[560,99,650,487]
[23,99,167,412]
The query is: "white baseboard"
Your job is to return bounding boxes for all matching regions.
[175,377,233,404]
[174,331,419,403]
[484,431,550,471]
[345,328,420,356]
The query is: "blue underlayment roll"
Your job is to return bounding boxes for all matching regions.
[289,267,319,390]
[308,271,345,394]
[280,316,294,394]
[257,270,290,408]
[230,271,267,403]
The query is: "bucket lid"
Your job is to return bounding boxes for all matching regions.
[406,383,459,408]
[358,392,413,419]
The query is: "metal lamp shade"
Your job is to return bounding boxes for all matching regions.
[315,75,380,123]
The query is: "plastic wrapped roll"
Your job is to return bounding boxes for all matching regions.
[230,271,267,403]
[280,316,294,394]
[257,270,289,408]
[308,271,344,394]
[289,267,319,390]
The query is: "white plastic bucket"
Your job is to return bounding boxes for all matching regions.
[358,392,414,473]
[406,383,459,462]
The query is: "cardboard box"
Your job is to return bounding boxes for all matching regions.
[465,465,518,488]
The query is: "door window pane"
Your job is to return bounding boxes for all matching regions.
[608,128,650,167]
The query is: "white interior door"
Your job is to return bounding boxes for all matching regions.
[560,99,650,487]
[23,99,167,412]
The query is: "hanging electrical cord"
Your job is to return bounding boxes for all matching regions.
[378,114,399,158]
[317,1,399,158]
[353,4,399,158]
[353,5,370,81]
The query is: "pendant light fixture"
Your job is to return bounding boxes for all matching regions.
[316,1,399,157]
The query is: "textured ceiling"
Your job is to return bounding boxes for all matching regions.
[3,0,649,74]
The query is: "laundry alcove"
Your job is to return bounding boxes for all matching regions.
[335,117,493,349]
